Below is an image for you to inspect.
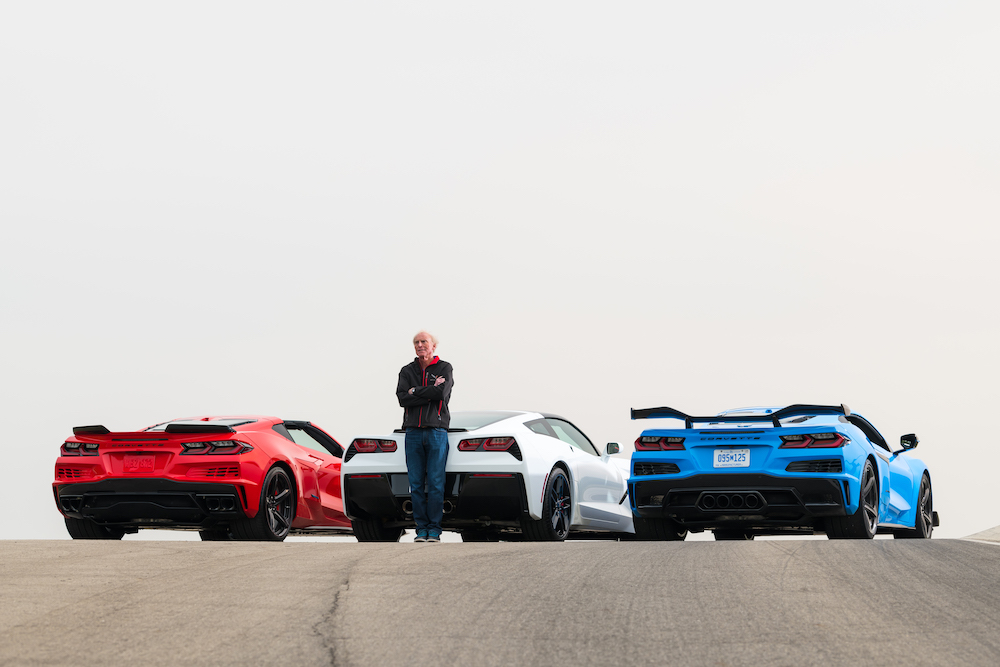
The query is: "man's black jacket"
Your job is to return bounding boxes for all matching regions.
[396,357,454,429]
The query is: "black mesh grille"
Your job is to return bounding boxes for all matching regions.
[634,462,680,476]
[786,459,842,473]
[508,443,523,461]
[189,466,240,478]
[344,444,357,462]
[57,467,92,480]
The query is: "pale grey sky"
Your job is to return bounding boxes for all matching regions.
[2,2,998,539]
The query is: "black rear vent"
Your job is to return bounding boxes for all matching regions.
[634,462,680,476]
[344,444,357,463]
[786,459,843,473]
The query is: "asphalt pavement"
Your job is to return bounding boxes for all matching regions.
[2,537,999,666]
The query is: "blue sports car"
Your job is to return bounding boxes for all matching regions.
[627,404,937,540]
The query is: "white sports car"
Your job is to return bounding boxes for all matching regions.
[341,411,634,542]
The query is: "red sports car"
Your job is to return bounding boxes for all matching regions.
[53,415,351,541]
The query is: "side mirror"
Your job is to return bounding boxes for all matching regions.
[900,433,919,450]
[605,442,620,456]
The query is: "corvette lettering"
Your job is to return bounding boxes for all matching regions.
[700,436,761,441]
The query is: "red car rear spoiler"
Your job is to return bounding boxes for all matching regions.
[71,424,235,437]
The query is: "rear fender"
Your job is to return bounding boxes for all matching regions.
[243,460,297,521]
[895,463,930,529]
[874,454,891,522]
[525,461,570,521]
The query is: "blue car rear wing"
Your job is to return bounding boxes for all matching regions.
[630,404,851,429]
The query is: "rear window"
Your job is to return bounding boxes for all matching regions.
[448,411,523,430]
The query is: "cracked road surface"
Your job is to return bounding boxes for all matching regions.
[2,539,999,666]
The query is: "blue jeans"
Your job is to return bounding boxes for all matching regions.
[404,427,449,537]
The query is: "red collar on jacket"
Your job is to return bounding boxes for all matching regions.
[416,355,440,371]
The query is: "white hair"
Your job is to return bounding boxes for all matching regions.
[412,331,439,346]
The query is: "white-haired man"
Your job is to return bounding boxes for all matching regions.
[396,331,454,542]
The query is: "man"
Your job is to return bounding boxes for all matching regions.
[396,331,454,543]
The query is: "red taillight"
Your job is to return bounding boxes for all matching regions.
[354,439,378,453]
[352,439,397,453]
[181,440,253,455]
[634,436,685,451]
[458,437,516,452]
[483,437,515,451]
[780,433,847,448]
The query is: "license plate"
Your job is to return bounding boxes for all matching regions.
[713,449,750,468]
[123,453,155,473]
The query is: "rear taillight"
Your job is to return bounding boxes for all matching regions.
[352,439,397,453]
[779,433,847,448]
[181,440,254,455]
[61,441,99,457]
[484,437,515,451]
[634,436,685,451]
[458,437,517,452]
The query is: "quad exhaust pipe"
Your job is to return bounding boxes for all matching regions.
[199,494,238,513]
[698,492,763,511]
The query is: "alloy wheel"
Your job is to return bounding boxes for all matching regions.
[265,472,293,537]
[861,464,878,534]
[917,478,933,536]
[549,474,570,538]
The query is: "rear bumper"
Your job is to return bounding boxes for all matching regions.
[631,473,848,529]
[344,472,528,528]
[54,478,248,528]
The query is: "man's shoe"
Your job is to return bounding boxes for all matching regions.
[426,534,441,542]
[414,535,427,543]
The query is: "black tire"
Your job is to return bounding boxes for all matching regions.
[713,528,754,541]
[352,519,404,542]
[521,468,572,541]
[461,529,502,542]
[633,516,687,541]
[65,517,125,540]
[894,475,933,539]
[199,526,233,541]
[231,466,294,541]
[827,459,878,539]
